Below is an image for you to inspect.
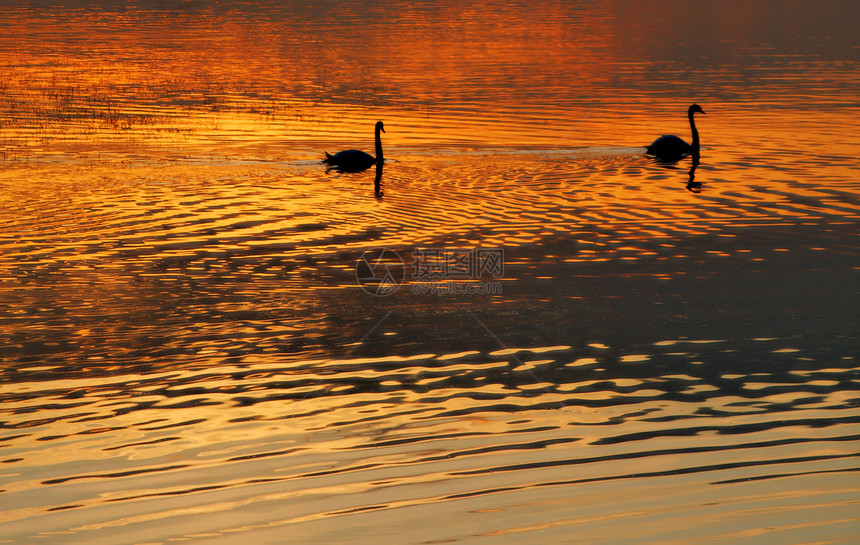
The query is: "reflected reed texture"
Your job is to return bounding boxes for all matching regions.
[1,1,858,544]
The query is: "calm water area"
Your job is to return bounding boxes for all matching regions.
[1,1,858,543]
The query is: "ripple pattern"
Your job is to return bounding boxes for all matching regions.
[1,1,859,543]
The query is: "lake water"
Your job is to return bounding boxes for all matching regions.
[1,1,858,543]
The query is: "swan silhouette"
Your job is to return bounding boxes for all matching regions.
[323,121,384,172]
[646,104,705,161]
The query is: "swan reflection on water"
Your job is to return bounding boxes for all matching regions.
[647,148,704,192]
[686,152,702,193]
[374,162,383,199]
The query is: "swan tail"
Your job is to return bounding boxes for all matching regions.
[323,152,334,164]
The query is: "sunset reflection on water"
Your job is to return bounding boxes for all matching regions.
[1,1,858,544]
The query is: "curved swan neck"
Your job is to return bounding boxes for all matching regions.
[689,110,700,149]
[374,125,384,163]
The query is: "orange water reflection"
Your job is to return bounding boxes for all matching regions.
[1,2,859,544]
[1,2,857,154]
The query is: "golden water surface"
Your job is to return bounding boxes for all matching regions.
[1,1,858,544]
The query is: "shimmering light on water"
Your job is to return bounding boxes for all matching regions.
[1,1,858,544]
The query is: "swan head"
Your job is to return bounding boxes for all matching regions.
[689,104,705,115]
[375,121,385,133]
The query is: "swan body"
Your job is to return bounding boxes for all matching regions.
[324,149,376,171]
[647,134,692,157]
[323,121,385,172]
[646,104,705,161]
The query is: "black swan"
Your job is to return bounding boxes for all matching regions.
[323,121,384,172]
[646,104,705,161]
